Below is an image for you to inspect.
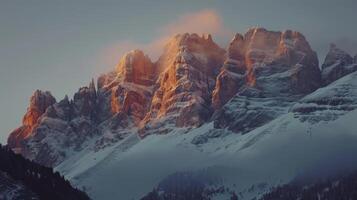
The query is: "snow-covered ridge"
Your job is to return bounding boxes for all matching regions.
[6,28,357,200]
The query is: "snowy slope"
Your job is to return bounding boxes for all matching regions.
[56,72,357,200]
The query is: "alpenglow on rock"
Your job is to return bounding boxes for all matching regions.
[7,49,159,166]
[212,28,321,109]
[9,28,352,169]
[8,90,56,152]
[97,49,157,124]
[212,28,321,133]
[7,82,100,167]
[139,33,225,136]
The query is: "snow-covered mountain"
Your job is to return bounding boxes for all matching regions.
[7,28,357,200]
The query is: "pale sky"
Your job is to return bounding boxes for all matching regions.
[1,0,357,143]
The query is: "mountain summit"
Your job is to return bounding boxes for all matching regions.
[7,28,324,166]
[6,28,357,200]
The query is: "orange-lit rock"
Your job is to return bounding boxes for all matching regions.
[98,50,157,125]
[6,29,326,166]
[110,88,120,114]
[140,33,225,135]
[8,90,56,149]
[116,50,157,86]
[212,28,321,109]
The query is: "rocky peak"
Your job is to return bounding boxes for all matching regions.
[73,80,97,118]
[140,33,225,135]
[22,90,56,127]
[322,44,353,69]
[212,28,321,134]
[48,95,72,121]
[89,78,96,93]
[156,33,224,75]
[95,50,158,126]
[226,33,245,69]
[116,50,156,86]
[8,90,56,150]
[243,28,317,68]
[212,28,320,109]
[321,44,357,85]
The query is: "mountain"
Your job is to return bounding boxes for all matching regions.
[321,43,357,86]
[139,70,357,200]
[140,33,225,135]
[212,28,320,109]
[212,28,321,133]
[6,28,357,200]
[0,145,89,200]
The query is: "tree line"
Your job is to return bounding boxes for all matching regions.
[0,144,90,200]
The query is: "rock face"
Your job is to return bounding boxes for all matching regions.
[321,44,357,86]
[11,28,357,169]
[212,28,321,109]
[116,50,156,86]
[7,50,157,166]
[212,34,246,109]
[7,90,56,151]
[97,49,156,125]
[7,83,99,167]
[140,33,225,135]
[212,28,321,133]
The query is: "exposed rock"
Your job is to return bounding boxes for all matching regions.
[7,82,99,167]
[8,29,341,168]
[212,28,321,133]
[73,79,97,119]
[97,49,156,124]
[322,44,353,68]
[5,49,158,166]
[22,90,56,128]
[213,89,296,133]
[116,50,157,86]
[321,44,357,86]
[7,90,56,150]
[140,33,225,136]
[212,33,247,109]
[292,71,357,123]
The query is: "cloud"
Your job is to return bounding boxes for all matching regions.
[101,9,232,66]
[162,9,232,39]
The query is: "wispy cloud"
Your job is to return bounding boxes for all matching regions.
[101,9,232,67]
[162,9,232,39]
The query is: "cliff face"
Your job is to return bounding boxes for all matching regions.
[8,90,56,151]
[7,50,158,166]
[97,50,157,125]
[9,28,349,167]
[140,33,225,135]
[211,28,321,133]
[212,28,321,109]
[321,44,357,86]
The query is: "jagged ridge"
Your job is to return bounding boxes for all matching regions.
[7,28,357,170]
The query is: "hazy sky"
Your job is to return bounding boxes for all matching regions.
[1,0,357,143]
